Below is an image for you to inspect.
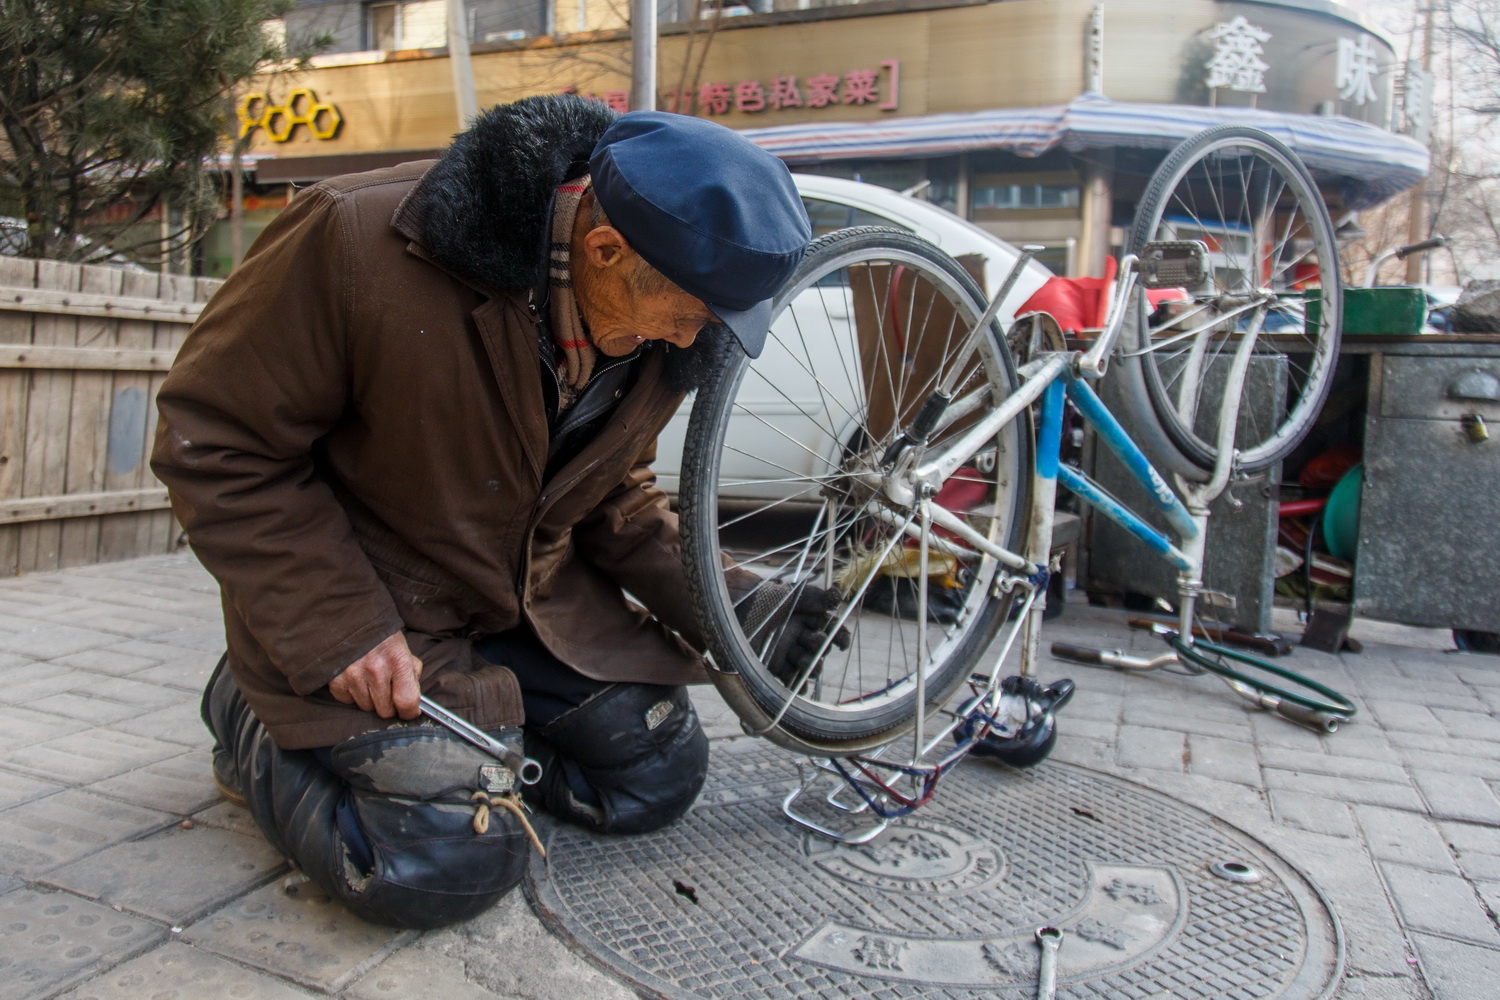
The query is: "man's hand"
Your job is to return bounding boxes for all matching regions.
[731,578,851,687]
[329,632,424,720]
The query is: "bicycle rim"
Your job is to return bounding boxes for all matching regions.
[680,228,1032,748]
[1129,126,1342,475]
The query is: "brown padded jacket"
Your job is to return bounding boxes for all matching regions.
[151,100,709,749]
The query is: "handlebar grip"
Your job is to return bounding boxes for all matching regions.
[1274,699,1346,733]
[1051,643,1104,664]
[1395,236,1448,259]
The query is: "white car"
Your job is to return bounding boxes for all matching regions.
[652,174,1053,495]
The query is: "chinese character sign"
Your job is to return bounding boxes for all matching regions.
[619,61,899,118]
[1336,36,1379,106]
[1205,15,1271,94]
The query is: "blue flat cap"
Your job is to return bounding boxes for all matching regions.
[590,112,811,358]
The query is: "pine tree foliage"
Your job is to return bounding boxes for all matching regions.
[0,0,319,263]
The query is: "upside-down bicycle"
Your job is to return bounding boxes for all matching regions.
[678,126,1358,843]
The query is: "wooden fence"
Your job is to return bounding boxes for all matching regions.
[0,257,222,575]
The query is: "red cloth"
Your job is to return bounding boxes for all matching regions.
[1017,257,1186,336]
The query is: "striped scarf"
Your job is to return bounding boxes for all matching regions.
[548,175,599,411]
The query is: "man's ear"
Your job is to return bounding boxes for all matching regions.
[581,225,633,270]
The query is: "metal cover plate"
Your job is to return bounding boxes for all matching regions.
[527,738,1342,1000]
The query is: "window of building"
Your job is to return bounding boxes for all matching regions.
[367,0,447,50]
[971,183,1081,211]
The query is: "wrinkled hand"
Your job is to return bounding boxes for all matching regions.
[731,578,851,686]
[329,632,424,720]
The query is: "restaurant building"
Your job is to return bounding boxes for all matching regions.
[209,0,1428,278]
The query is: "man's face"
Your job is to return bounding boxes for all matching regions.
[585,274,717,357]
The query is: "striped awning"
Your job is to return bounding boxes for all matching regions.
[741,93,1429,209]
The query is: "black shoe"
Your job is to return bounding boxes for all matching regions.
[211,745,247,807]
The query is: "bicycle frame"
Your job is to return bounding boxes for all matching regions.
[782,251,1310,841]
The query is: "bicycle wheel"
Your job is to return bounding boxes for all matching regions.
[1125,126,1342,476]
[679,228,1032,751]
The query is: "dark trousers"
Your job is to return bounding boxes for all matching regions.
[204,628,708,929]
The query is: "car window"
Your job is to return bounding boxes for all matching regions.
[801,197,913,239]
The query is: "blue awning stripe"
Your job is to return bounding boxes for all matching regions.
[742,94,1429,208]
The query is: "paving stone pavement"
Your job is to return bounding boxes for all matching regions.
[0,552,1496,999]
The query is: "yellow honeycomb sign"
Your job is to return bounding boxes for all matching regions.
[237,88,342,142]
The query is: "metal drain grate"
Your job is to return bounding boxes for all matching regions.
[527,739,1342,1000]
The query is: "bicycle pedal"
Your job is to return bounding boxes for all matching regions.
[1139,240,1210,289]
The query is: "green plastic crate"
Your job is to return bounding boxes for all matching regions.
[1306,286,1427,336]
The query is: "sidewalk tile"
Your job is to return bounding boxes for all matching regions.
[1270,789,1357,838]
[1247,710,1331,752]
[1185,734,1261,786]
[1364,699,1448,734]
[1398,748,1500,783]
[55,942,313,1000]
[1412,771,1500,825]
[1263,768,1423,811]
[1114,724,1186,772]
[1432,707,1500,742]
[130,655,214,692]
[1056,715,1118,743]
[41,823,285,925]
[47,647,160,677]
[51,608,206,638]
[1236,830,1414,979]
[0,728,184,785]
[1355,805,1460,873]
[84,750,217,815]
[1362,683,1486,715]
[1311,725,1399,764]
[1454,663,1500,688]
[0,617,117,659]
[440,890,638,1000]
[0,769,59,811]
[0,706,89,753]
[27,693,148,726]
[191,800,263,840]
[1053,686,1122,722]
[1381,863,1499,946]
[1410,932,1500,1000]
[0,789,172,877]
[1050,735,1113,768]
[0,887,163,1000]
[1389,728,1500,763]
[349,947,501,1000]
[1476,881,1500,923]
[152,625,229,653]
[0,666,88,705]
[1333,973,1427,998]
[183,881,412,992]
[1259,746,1410,784]
[106,699,211,747]
[1439,821,1500,881]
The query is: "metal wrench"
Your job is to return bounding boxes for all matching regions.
[1035,926,1062,1000]
[419,696,544,786]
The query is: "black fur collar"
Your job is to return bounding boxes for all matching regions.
[405,94,616,294]
[404,94,736,391]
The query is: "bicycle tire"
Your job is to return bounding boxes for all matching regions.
[1125,126,1343,477]
[680,227,1032,751]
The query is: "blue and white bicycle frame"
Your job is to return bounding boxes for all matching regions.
[784,247,1350,843]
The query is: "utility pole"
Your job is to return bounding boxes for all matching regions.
[1405,3,1437,285]
[632,0,657,110]
[1076,4,1112,277]
[447,0,478,127]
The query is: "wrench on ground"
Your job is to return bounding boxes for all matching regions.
[1035,925,1063,1000]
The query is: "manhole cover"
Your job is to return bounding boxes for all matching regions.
[526,739,1342,1000]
